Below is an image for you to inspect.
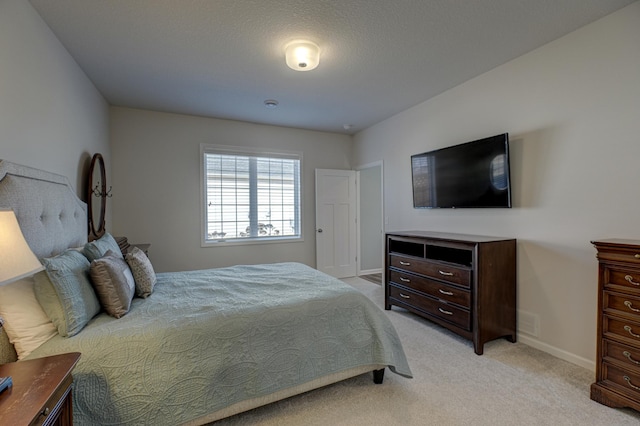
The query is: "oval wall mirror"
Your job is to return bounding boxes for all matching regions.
[87,153,107,240]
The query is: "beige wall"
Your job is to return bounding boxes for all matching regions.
[0,0,109,202]
[110,107,352,272]
[352,2,640,369]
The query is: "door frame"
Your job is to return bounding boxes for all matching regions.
[355,160,384,277]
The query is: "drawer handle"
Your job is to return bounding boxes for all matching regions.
[623,351,640,365]
[624,375,640,391]
[438,270,454,277]
[400,277,411,283]
[399,293,411,299]
[399,261,411,266]
[624,325,640,338]
[625,275,640,286]
[41,407,50,417]
[438,307,453,315]
[624,300,640,312]
[438,289,454,296]
[636,254,640,259]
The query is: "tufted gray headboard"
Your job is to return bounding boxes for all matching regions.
[0,160,87,363]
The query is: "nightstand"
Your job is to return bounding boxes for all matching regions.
[114,237,151,257]
[130,243,150,256]
[0,352,80,426]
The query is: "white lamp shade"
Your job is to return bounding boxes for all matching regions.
[285,40,320,71]
[0,210,44,285]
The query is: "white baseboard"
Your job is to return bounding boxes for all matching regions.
[359,268,382,276]
[518,334,596,372]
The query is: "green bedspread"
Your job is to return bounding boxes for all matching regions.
[27,262,412,425]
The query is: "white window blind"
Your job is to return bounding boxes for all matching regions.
[202,146,301,244]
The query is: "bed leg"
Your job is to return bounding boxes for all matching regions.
[373,368,385,384]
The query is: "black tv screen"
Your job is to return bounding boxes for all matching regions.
[411,133,512,208]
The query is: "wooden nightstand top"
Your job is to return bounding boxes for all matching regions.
[0,352,80,425]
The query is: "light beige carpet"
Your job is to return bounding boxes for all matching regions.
[213,277,640,425]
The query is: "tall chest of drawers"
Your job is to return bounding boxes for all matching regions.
[385,231,516,355]
[592,239,640,411]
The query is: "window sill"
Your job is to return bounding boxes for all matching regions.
[201,236,304,247]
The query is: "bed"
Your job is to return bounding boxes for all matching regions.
[0,160,412,425]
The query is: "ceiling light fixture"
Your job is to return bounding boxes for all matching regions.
[285,40,320,71]
[264,99,279,108]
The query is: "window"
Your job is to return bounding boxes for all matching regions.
[201,145,302,245]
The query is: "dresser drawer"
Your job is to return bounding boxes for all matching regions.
[388,284,470,330]
[601,362,640,400]
[605,291,640,319]
[36,378,72,426]
[604,316,640,348]
[389,255,471,288]
[604,340,640,370]
[605,267,640,293]
[597,243,640,265]
[388,269,470,308]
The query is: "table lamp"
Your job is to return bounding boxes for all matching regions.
[0,209,42,391]
[0,209,44,285]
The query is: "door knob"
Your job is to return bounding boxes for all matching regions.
[317,228,323,233]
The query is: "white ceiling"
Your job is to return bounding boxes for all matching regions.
[29,0,636,134]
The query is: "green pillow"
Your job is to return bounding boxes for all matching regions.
[35,249,100,337]
[33,271,66,335]
[83,232,123,262]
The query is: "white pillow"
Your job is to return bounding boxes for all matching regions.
[0,277,58,359]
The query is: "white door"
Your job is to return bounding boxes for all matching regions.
[315,169,357,278]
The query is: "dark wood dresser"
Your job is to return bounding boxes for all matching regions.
[0,352,80,425]
[385,231,516,355]
[591,239,640,411]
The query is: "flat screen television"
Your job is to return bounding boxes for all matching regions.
[411,133,512,208]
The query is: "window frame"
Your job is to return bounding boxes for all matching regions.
[200,144,304,247]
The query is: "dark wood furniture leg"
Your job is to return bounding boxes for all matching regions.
[373,368,385,384]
